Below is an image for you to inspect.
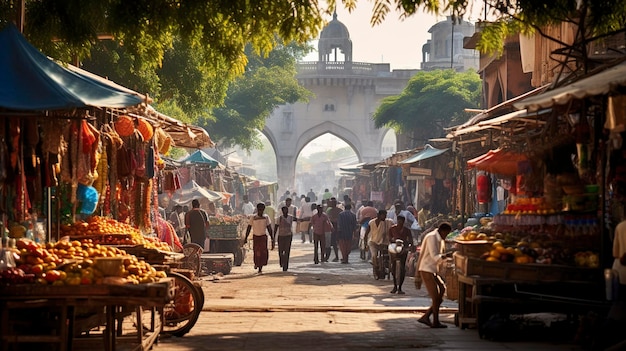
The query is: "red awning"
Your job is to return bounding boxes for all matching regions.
[467,149,528,176]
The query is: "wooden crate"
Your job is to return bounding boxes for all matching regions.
[453,253,601,283]
[201,253,234,275]
[454,240,491,258]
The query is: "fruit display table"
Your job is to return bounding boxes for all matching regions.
[0,278,173,351]
[453,253,609,335]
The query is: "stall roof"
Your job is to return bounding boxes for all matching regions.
[0,24,144,111]
[467,148,528,176]
[339,162,365,172]
[455,85,548,130]
[399,144,449,164]
[515,61,626,112]
[182,150,219,167]
[171,180,221,205]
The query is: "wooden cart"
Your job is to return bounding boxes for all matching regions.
[0,279,173,351]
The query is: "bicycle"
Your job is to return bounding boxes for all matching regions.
[373,243,390,280]
[162,271,203,337]
[161,243,205,337]
[388,239,409,292]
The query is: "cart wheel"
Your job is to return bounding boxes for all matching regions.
[181,244,203,277]
[162,272,202,337]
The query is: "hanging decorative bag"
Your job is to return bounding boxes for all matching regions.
[115,115,135,137]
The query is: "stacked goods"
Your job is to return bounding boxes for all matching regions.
[208,215,244,225]
[207,215,245,239]
[59,216,171,251]
[478,239,599,267]
[1,239,166,286]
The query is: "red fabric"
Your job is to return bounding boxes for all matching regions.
[253,234,269,268]
[477,174,491,204]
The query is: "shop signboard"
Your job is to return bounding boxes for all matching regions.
[409,167,432,176]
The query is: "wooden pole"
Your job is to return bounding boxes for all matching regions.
[16,0,25,33]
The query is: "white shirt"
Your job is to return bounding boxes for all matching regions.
[300,202,315,218]
[367,218,394,245]
[387,209,416,231]
[418,229,445,274]
[242,202,255,216]
[248,214,271,236]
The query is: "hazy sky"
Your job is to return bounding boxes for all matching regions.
[303,4,485,70]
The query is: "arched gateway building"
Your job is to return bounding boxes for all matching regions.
[263,13,418,191]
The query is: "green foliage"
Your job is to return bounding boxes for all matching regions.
[373,69,481,142]
[202,57,312,150]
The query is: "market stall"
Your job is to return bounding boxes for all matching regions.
[0,24,212,348]
[443,64,626,338]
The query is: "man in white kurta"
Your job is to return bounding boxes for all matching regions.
[417,222,452,328]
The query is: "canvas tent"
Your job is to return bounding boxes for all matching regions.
[0,24,144,111]
[171,180,222,206]
[182,150,219,167]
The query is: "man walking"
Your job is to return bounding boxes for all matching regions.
[337,204,357,264]
[417,222,452,328]
[184,199,209,247]
[326,198,342,262]
[388,216,413,294]
[298,197,315,243]
[364,210,393,278]
[275,206,294,271]
[310,204,332,264]
[244,203,274,274]
[241,195,255,216]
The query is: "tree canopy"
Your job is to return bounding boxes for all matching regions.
[199,42,313,150]
[373,69,482,147]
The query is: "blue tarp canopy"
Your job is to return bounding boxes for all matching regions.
[182,150,219,167]
[399,144,449,164]
[0,24,144,111]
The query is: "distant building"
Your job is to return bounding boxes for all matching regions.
[422,16,479,72]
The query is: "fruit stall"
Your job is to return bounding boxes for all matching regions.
[443,76,626,339]
[0,26,214,349]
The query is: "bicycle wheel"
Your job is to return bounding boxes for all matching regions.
[162,272,202,337]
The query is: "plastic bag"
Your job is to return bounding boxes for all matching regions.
[77,184,99,214]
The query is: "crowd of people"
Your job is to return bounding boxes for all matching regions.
[166,187,452,329]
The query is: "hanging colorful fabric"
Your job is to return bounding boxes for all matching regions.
[476,173,491,204]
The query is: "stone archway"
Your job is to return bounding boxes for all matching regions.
[293,121,363,161]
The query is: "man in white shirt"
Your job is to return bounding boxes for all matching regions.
[387,201,417,230]
[241,195,255,216]
[364,210,394,278]
[417,222,452,329]
[244,203,273,274]
[298,197,315,243]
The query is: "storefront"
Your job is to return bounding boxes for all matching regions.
[444,61,626,339]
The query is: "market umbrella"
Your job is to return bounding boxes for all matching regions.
[170,180,221,205]
[182,150,219,167]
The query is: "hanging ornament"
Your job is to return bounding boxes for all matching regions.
[115,115,135,137]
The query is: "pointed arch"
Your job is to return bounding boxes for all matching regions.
[294,121,362,163]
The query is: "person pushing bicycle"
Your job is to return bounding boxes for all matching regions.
[387,215,413,294]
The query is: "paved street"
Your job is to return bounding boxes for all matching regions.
[156,239,585,350]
